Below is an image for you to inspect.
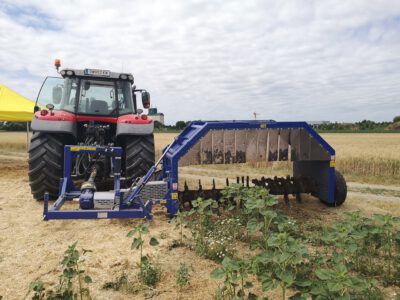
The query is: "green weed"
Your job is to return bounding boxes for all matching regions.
[211,257,255,300]
[127,223,161,287]
[27,242,92,300]
[138,256,161,287]
[176,263,190,289]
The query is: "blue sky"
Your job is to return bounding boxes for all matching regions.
[0,0,399,124]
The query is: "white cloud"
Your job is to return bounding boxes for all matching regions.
[0,0,400,124]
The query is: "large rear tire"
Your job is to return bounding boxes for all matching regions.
[122,135,155,186]
[28,132,68,200]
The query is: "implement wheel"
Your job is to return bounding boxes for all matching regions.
[325,170,347,207]
[28,132,68,200]
[122,134,155,186]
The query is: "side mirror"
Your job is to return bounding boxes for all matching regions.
[141,91,150,109]
[34,105,40,113]
[52,86,62,104]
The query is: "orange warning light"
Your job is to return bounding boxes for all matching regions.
[54,58,61,71]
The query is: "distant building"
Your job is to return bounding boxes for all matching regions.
[148,107,165,125]
[307,121,331,128]
[307,121,331,126]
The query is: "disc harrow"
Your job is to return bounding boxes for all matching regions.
[179,175,318,209]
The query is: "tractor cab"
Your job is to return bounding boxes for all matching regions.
[34,68,150,117]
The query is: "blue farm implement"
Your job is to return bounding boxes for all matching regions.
[43,120,347,221]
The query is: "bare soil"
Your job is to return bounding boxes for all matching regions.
[0,155,399,299]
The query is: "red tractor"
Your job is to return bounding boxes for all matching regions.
[29,61,155,199]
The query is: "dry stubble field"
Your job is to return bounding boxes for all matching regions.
[0,131,399,299]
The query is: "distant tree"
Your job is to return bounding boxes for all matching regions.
[393,116,400,123]
[154,120,164,129]
[175,121,187,130]
[0,122,28,131]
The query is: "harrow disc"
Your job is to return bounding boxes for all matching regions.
[178,175,319,209]
[178,171,347,208]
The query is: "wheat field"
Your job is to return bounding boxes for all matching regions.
[321,134,400,184]
[0,131,399,184]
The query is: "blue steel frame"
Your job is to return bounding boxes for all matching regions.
[43,120,337,221]
[43,145,155,220]
[161,120,336,209]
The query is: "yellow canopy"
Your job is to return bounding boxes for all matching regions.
[0,84,35,122]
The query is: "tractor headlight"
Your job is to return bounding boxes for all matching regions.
[120,74,128,80]
[60,70,66,76]
[66,70,74,76]
[128,75,134,81]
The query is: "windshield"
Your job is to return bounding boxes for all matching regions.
[36,77,134,115]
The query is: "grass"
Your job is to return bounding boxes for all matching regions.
[348,186,400,198]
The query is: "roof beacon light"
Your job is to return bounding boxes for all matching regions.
[54,59,61,72]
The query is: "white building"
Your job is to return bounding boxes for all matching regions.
[148,107,165,125]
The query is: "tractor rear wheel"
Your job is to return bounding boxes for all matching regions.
[28,132,68,200]
[122,134,155,186]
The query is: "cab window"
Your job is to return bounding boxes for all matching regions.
[117,81,134,115]
[36,77,78,113]
[77,79,117,115]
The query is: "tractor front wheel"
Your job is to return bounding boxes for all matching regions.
[28,132,68,200]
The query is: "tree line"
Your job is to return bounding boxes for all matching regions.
[1,116,399,132]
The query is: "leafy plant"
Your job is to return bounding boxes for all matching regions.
[308,264,381,299]
[49,242,92,300]
[176,263,190,289]
[127,223,160,287]
[172,210,190,246]
[191,197,217,234]
[28,242,92,300]
[199,185,399,298]
[244,187,278,250]
[371,213,400,284]
[138,256,161,287]
[28,280,45,300]
[187,197,244,261]
[252,232,309,300]
[188,198,218,259]
[127,223,159,268]
[220,184,248,214]
[319,211,400,285]
[211,257,255,299]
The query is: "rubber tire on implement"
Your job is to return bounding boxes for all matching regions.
[326,170,347,207]
[123,134,155,186]
[28,132,66,200]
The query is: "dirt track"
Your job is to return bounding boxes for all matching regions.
[0,156,399,299]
